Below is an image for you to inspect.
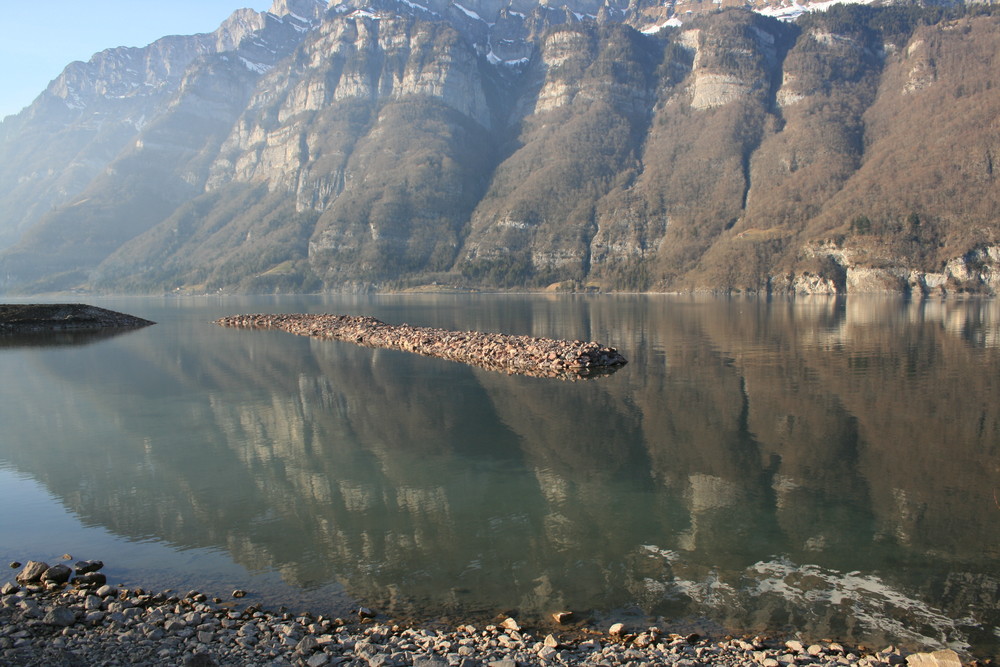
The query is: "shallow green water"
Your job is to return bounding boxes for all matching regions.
[1,294,997,657]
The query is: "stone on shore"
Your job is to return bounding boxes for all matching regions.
[41,563,72,584]
[72,572,107,587]
[75,560,104,574]
[500,617,520,632]
[15,561,48,584]
[42,606,77,627]
[0,556,981,667]
[906,650,964,666]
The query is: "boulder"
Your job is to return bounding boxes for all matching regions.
[74,560,104,574]
[43,606,77,627]
[906,650,963,667]
[41,563,72,584]
[16,561,48,583]
[72,572,107,587]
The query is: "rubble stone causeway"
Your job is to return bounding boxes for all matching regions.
[214,314,627,379]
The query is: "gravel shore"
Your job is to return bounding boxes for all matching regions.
[1,560,972,667]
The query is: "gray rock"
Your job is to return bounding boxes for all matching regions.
[413,658,449,667]
[184,653,217,667]
[538,646,558,660]
[0,582,19,595]
[74,560,104,574]
[95,585,116,598]
[43,606,77,627]
[122,607,144,620]
[307,654,330,667]
[297,635,319,653]
[72,572,107,588]
[165,620,187,633]
[16,561,48,583]
[18,598,41,617]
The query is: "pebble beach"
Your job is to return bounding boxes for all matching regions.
[1,560,972,667]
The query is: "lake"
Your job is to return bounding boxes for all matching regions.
[1,294,997,659]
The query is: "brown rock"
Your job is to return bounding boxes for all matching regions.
[16,561,48,583]
[552,611,574,624]
[500,617,520,632]
[905,650,963,667]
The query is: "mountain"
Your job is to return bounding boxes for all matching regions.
[1,0,999,295]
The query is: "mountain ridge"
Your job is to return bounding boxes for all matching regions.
[2,0,999,295]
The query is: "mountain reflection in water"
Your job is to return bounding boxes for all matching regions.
[0,295,997,659]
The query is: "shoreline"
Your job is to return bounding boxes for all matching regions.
[1,560,973,667]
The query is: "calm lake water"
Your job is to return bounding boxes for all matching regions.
[1,295,998,658]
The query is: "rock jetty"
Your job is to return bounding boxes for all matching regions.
[1,559,973,667]
[0,304,154,333]
[214,314,627,379]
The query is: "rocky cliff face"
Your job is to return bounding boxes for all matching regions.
[1,0,999,294]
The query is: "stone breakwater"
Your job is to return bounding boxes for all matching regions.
[214,314,627,379]
[1,560,970,667]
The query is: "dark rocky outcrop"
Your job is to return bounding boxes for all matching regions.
[0,304,154,333]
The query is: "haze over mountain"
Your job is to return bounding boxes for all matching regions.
[1,0,999,295]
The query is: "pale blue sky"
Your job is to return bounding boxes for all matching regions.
[0,0,273,120]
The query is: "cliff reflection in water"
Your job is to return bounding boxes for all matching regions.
[0,296,997,656]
